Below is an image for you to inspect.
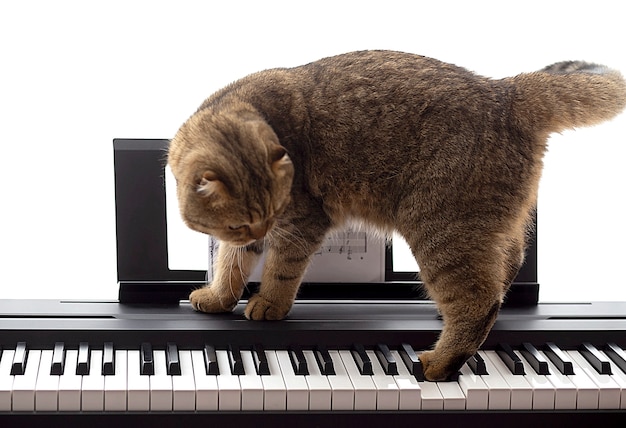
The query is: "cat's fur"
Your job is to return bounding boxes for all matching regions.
[168,51,626,381]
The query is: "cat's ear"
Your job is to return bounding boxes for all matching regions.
[270,145,293,177]
[197,171,227,198]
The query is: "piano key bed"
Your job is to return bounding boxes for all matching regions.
[2,340,626,413]
[1,300,625,426]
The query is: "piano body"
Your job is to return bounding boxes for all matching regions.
[1,139,624,426]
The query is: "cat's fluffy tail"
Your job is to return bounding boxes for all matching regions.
[511,61,626,134]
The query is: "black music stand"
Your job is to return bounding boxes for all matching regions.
[114,138,539,306]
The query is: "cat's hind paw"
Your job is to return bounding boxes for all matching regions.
[419,349,470,381]
[189,287,238,313]
[244,293,290,320]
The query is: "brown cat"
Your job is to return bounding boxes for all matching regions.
[168,50,626,381]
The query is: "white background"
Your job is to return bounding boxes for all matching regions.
[1,0,624,302]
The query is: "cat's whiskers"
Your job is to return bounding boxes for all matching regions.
[235,246,248,289]
[227,246,243,304]
[217,245,237,309]
[269,225,309,254]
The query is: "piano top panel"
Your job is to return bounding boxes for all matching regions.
[1,299,625,321]
[1,300,625,350]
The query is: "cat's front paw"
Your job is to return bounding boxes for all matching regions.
[419,349,470,381]
[189,287,238,313]
[244,293,291,320]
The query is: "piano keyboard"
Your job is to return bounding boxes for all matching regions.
[2,341,626,413]
[2,300,626,426]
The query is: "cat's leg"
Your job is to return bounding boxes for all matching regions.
[244,220,329,320]
[403,226,512,381]
[189,240,264,313]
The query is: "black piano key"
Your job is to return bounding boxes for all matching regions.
[140,342,154,376]
[76,342,91,375]
[51,342,66,376]
[520,342,550,375]
[102,342,115,375]
[605,342,626,374]
[496,343,525,375]
[11,342,28,375]
[579,342,612,375]
[314,345,335,375]
[543,342,574,375]
[288,346,308,375]
[203,344,219,375]
[398,343,424,381]
[166,343,181,376]
[467,353,488,376]
[228,344,245,375]
[252,344,270,376]
[351,344,373,376]
[447,371,461,382]
[375,343,398,375]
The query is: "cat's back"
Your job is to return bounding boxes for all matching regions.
[297,50,476,86]
[205,50,500,118]
[293,50,500,115]
[294,50,504,134]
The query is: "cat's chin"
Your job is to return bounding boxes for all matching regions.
[230,238,258,247]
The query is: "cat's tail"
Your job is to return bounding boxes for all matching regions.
[511,61,626,134]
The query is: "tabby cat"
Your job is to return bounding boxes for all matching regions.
[168,51,626,381]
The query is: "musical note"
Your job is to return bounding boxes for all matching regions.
[315,229,367,259]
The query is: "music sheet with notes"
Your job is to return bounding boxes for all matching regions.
[165,166,386,283]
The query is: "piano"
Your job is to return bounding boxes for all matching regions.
[1,139,624,426]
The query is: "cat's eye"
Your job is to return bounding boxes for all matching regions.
[228,225,246,231]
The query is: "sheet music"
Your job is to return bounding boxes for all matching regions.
[236,227,386,283]
[165,165,385,282]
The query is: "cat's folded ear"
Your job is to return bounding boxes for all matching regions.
[270,145,293,178]
[196,171,227,199]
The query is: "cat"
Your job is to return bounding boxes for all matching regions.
[167,50,626,381]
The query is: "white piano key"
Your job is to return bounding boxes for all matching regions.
[127,350,150,411]
[514,350,555,410]
[338,350,377,410]
[599,350,626,409]
[537,351,577,410]
[404,352,443,411]
[389,350,422,410]
[261,351,287,411]
[216,350,241,410]
[150,350,173,411]
[484,350,532,410]
[81,350,104,411]
[458,364,489,410]
[58,350,81,411]
[436,380,466,410]
[0,350,15,411]
[417,380,444,410]
[366,350,399,410]
[239,350,264,411]
[568,350,620,409]
[476,351,511,410]
[35,350,59,411]
[327,350,355,410]
[276,350,309,410]
[104,350,127,411]
[553,350,598,410]
[12,349,41,412]
[303,350,332,410]
[172,350,196,411]
[190,350,219,411]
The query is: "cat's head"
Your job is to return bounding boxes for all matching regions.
[168,108,294,247]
